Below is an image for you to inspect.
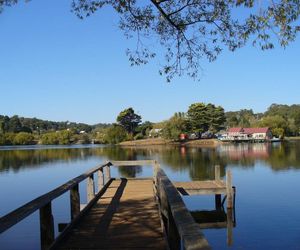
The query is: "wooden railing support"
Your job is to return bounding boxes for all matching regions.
[87,175,95,203]
[215,165,220,181]
[156,169,211,250]
[154,161,159,186]
[98,168,104,191]
[39,202,55,250]
[105,165,111,184]
[70,184,80,220]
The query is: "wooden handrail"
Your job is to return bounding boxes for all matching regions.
[156,168,211,250]
[0,162,111,234]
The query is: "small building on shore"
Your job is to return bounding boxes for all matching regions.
[220,127,272,142]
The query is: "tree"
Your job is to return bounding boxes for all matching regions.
[208,105,226,133]
[8,115,22,133]
[117,108,141,135]
[2,1,298,81]
[259,115,288,137]
[162,113,191,140]
[187,103,209,133]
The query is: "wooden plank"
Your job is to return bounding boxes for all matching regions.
[177,188,227,196]
[70,184,80,220]
[199,222,227,229]
[0,163,110,233]
[50,178,114,249]
[175,181,227,196]
[39,202,54,250]
[56,179,167,250]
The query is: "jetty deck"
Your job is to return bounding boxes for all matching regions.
[0,160,235,250]
[57,179,166,249]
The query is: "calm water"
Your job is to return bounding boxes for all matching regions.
[1,142,300,249]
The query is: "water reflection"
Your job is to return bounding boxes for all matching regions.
[1,142,300,176]
[118,166,142,178]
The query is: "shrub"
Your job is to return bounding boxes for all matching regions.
[13,132,34,145]
[104,125,128,144]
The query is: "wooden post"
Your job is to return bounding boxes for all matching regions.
[227,208,233,246]
[154,161,159,186]
[39,202,55,250]
[98,168,104,192]
[226,170,233,209]
[215,194,222,210]
[105,165,111,184]
[70,184,80,220]
[87,175,95,203]
[215,165,220,181]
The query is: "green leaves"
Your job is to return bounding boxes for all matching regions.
[116,107,142,134]
[187,102,225,133]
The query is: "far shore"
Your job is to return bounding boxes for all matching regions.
[118,138,220,147]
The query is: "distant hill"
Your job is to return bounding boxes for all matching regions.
[0,115,111,134]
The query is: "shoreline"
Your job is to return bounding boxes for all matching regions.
[118,138,220,147]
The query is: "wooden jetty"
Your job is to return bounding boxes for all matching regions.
[0,161,235,250]
[175,166,236,246]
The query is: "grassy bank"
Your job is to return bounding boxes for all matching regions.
[285,136,300,140]
[119,138,219,147]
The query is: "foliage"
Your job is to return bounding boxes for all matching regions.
[4,133,16,145]
[258,115,288,137]
[225,109,261,128]
[0,133,5,145]
[206,104,226,133]
[162,113,190,140]
[116,108,142,134]
[0,114,109,134]
[134,121,153,139]
[104,125,128,144]
[13,132,35,145]
[187,103,225,133]
[226,104,300,136]
[187,103,208,133]
[40,130,73,145]
[271,127,285,138]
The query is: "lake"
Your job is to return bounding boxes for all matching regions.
[1,142,300,249]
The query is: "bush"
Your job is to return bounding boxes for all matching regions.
[4,133,16,145]
[0,134,5,145]
[162,114,190,140]
[40,132,59,145]
[13,132,35,145]
[41,130,73,145]
[134,133,144,140]
[104,125,128,144]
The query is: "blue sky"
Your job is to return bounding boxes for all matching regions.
[0,1,299,124]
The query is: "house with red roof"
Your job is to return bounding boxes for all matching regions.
[243,127,272,140]
[220,127,272,141]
